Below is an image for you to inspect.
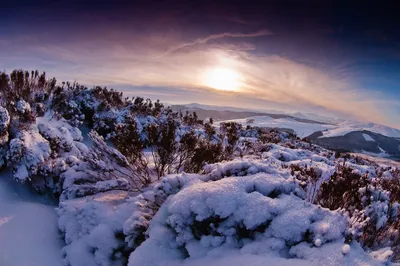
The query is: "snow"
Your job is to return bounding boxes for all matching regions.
[128,167,388,266]
[0,171,63,266]
[342,244,351,255]
[0,87,398,266]
[6,113,87,183]
[0,106,10,133]
[182,103,283,114]
[320,120,400,138]
[290,112,346,125]
[16,99,31,114]
[218,114,400,139]
[37,113,84,144]
[129,244,386,266]
[216,115,335,138]
[7,130,51,181]
[58,190,137,266]
[363,133,376,142]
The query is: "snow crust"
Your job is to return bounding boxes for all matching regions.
[0,171,63,266]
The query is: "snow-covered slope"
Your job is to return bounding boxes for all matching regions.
[183,103,284,114]
[218,114,400,140]
[216,116,336,138]
[0,71,399,266]
[0,171,63,266]
[291,112,345,125]
[320,121,400,139]
[180,105,400,140]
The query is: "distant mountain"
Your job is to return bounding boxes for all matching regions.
[171,104,268,121]
[212,115,335,138]
[175,103,400,160]
[171,104,328,125]
[183,103,285,114]
[318,120,400,139]
[290,112,346,125]
[308,130,400,160]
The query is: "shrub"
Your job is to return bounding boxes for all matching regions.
[317,166,368,211]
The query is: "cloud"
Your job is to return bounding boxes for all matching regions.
[156,29,272,58]
[1,28,399,128]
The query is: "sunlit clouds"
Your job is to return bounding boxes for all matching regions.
[0,20,399,128]
[47,35,397,127]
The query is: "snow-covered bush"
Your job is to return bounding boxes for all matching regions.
[58,190,138,266]
[7,130,51,181]
[0,106,10,166]
[16,99,31,114]
[84,131,150,191]
[316,163,400,260]
[0,106,10,135]
[37,115,83,154]
[123,191,160,249]
[220,121,241,158]
[128,170,388,265]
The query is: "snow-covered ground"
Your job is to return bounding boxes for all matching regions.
[127,154,392,266]
[0,83,398,266]
[216,116,336,137]
[218,115,400,139]
[58,190,137,266]
[320,120,400,138]
[290,112,346,125]
[0,171,64,266]
[180,103,284,114]
[362,133,376,142]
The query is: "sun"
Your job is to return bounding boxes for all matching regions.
[203,67,241,91]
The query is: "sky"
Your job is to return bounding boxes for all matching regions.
[0,0,399,128]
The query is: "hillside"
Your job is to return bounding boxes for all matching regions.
[171,105,329,125]
[178,104,400,160]
[308,130,400,160]
[0,70,399,265]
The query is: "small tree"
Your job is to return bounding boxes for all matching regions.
[148,120,178,178]
[111,119,151,181]
[88,131,151,190]
[220,122,242,158]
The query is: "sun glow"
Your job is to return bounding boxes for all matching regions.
[203,67,241,91]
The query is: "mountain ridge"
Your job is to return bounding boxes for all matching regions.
[174,103,400,160]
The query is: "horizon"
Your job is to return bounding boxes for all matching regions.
[1,0,399,128]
